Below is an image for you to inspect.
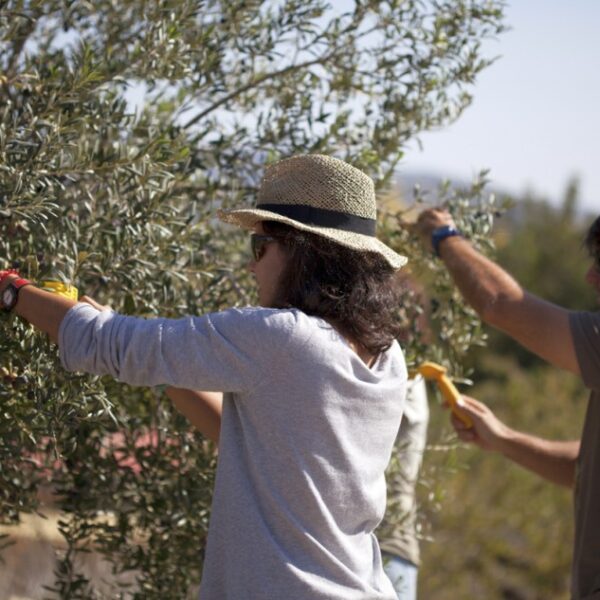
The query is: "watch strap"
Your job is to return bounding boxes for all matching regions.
[0,269,19,287]
[10,277,32,290]
[1,278,33,311]
[431,225,462,257]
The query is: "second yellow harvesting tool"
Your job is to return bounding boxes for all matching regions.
[417,361,473,428]
[39,280,79,301]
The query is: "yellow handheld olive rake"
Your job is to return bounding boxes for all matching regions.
[416,361,473,428]
[39,280,79,301]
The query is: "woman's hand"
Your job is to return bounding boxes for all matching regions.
[79,295,111,312]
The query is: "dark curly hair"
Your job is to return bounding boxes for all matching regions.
[262,221,405,355]
[584,215,600,268]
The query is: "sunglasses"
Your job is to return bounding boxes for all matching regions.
[250,234,277,262]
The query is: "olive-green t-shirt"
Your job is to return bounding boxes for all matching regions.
[570,311,600,599]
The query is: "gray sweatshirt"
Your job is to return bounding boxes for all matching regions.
[59,304,407,599]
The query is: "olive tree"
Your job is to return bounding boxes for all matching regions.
[0,0,505,596]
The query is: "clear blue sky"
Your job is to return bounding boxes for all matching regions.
[402,1,600,215]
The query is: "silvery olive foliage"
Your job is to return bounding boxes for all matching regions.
[1,1,505,596]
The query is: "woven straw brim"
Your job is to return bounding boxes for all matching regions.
[218,208,408,270]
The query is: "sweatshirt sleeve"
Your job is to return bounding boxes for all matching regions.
[569,311,600,390]
[58,304,292,392]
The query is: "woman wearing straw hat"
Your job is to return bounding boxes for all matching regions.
[0,154,408,599]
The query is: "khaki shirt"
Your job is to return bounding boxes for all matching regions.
[379,376,429,566]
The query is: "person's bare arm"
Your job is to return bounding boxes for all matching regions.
[165,388,223,444]
[452,395,579,488]
[415,209,580,375]
[1,275,78,343]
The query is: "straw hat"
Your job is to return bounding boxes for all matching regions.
[218,154,407,269]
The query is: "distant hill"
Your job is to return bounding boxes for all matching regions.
[393,170,511,205]
[395,170,595,221]
[388,170,524,227]
[391,170,593,230]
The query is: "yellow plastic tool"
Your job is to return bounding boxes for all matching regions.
[417,361,473,428]
[39,280,79,301]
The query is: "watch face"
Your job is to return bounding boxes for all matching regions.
[2,286,17,310]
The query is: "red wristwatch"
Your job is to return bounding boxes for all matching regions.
[1,277,33,312]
